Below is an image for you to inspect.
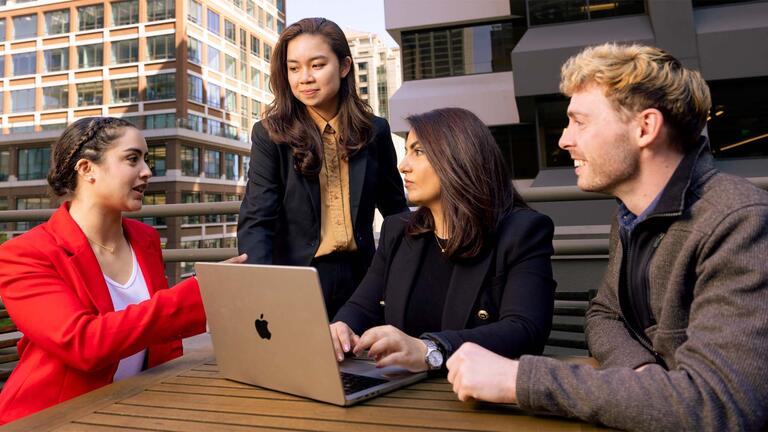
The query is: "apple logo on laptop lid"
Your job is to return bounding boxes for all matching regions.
[254,314,272,340]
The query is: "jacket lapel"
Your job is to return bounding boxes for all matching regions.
[47,203,115,314]
[348,146,368,227]
[441,248,494,330]
[124,220,163,296]
[299,174,321,227]
[384,233,426,329]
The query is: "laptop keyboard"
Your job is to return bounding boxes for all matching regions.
[340,372,389,395]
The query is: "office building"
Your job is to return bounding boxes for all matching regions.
[0,0,286,281]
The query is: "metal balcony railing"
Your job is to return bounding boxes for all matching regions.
[1,176,766,261]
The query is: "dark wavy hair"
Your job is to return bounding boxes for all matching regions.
[47,117,137,196]
[262,17,373,176]
[405,108,528,259]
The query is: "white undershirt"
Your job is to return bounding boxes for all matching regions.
[103,247,150,382]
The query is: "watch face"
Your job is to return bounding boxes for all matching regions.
[427,350,443,368]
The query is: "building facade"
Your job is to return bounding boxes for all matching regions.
[383,0,768,221]
[345,28,401,121]
[0,0,285,281]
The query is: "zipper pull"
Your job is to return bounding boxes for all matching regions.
[652,233,665,248]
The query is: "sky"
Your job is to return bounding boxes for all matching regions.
[285,0,399,47]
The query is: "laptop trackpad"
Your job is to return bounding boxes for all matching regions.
[339,358,414,381]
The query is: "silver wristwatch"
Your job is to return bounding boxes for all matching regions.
[422,339,444,370]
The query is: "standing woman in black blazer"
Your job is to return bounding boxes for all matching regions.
[237,18,407,317]
[330,108,556,372]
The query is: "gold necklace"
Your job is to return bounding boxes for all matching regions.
[434,232,447,253]
[87,230,124,254]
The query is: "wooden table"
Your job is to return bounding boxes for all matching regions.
[1,339,611,431]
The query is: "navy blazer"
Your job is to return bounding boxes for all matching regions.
[237,116,408,267]
[334,208,557,359]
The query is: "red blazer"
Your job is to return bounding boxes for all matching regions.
[0,203,207,424]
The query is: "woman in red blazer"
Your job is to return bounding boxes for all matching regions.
[0,117,244,424]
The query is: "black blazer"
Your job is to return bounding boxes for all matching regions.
[237,116,408,267]
[333,208,557,359]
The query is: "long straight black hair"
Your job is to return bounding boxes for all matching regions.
[263,18,373,177]
[406,108,528,259]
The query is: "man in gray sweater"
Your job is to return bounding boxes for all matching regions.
[446,43,768,431]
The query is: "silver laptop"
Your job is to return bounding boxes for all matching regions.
[195,262,428,406]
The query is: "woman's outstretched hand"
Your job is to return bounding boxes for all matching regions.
[221,253,248,264]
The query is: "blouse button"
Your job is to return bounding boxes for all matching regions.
[477,310,489,320]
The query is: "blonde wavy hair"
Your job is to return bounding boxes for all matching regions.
[560,43,711,151]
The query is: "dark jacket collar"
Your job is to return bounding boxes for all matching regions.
[646,136,717,219]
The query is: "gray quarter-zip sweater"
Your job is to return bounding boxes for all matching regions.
[516,139,768,431]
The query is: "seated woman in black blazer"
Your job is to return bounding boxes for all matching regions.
[330,107,556,372]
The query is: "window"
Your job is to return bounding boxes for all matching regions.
[263,44,272,61]
[17,148,51,181]
[207,45,220,70]
[12,52,36,76]
[360,74,368,83]
[223,123,237,139]
[250,35,260,56]
[708,77,768,159]
[489,124,539,179]
[207,9,220,34]
[145,113,175,129]
[78,5,104,31]
[0,20,5,42]
[187,113,203,132]
[43,85,68,109]
[527,0,644,26]
[251,99,261,119]
[250,66,260,88]
[266,13,273,31]
[147,34,175,60]
[239,29,247,50]
[187,74,203,103]
[111,39,138,64]
[360,86,368,95]
[226,193,240,222]
[204,192,222,223]
[277,21,284,34]
[11,88,35,112]
[141,192,166,226]
[13,14,37,40]
[77,82,103,106]
[0,151,10,181]
[208,119,221,136]
[147,0,175,21]
[239,61,247,82]
[224,153,239,180]
[276,0,285,13]
[16,197,51,231]
[45,10,70,35]
[43,48,68,72]
[224,54,236,78]
[247,0,255,17]
[111,77,139,103]
[188,37,202,63]
[40,123,66,131]
[181,146,199,176]
[401,20,526,80]
[146,145,166,176]
[204,150,220,178]
[538,97,571,168]
[264,73,271,92]
[180,191,200,224]
[240,95,248,116]
[146,74,175,100]
[358,62,368,71]
[112,0,139,26]
[77,43,103,68]
[0,57,4,78]
[225,90,236,111]
[207,83,221,108]
[187,0,202,23]
[224,20,235,43]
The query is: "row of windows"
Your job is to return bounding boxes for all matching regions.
[0,0,175,41]
[1,74,175,113]
[187,73,264,115]
[526,0,644,26]
[0,35,175,77]
[401,19,526,81]
[188,0,282,37]
[188,38,271,90]
[178,145,242,179]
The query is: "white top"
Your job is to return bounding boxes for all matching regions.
[103,247,151,382]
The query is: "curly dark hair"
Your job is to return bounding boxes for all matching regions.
[47,117,138,196]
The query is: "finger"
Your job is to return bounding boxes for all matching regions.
[222,253,248,264]
[329,327,344,362]
[338,326,352,353]
[367,337,396,359]
[375,351,405,369]
[353,327,381,355]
